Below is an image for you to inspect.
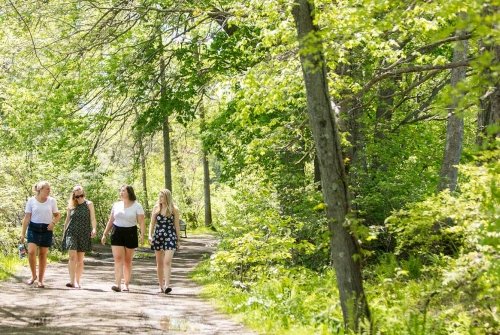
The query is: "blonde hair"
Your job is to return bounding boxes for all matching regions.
[33,181,50,194]
[67,185,84,209]
[155,189,174,216]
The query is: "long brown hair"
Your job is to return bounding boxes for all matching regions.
[68,185,84,209]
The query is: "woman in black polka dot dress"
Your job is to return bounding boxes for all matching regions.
[148,189,180,294]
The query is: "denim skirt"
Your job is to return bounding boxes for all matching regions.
[27,222,53,247]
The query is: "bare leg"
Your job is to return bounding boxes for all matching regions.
[111,246,125,288]
[155,250,165,291]
[38,247,49,285]
[163,250,175,288]
[27,243,37,283]
[68,250,77,286]
[75,252,85,287]
[123,248,135,290]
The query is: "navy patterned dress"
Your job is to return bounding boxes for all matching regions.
[151,213,177,250]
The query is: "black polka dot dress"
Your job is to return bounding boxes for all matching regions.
[151,213,177,251]
[64,201,92,252]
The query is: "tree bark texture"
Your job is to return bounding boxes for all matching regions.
[200,107,213,227]
[292,0,370,330]
[438,37,468,192]
[478,43,500,147]
[160,48,173,191]
[138,135,149,215]
[162,115,173,191]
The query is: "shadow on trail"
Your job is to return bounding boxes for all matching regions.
[0,234,255,335]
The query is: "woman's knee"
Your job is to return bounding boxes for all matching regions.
[38,248,49,256]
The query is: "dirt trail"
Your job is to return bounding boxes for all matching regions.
[0,235,255,335]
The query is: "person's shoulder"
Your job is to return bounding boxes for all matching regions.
[86,200,94,205]
[173,205,180,213]
[25,196,35,206]
[134,201,144,208]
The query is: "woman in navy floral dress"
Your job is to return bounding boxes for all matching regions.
[148,189,181,294]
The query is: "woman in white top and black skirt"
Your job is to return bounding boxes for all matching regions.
[20,181,61,288]
[101,185,145,292]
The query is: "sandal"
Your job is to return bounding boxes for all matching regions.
[36,282,45,288]
[26,276,37,285]
[66,283,74,288]
[164,287,172,294]
[111,285,121,292]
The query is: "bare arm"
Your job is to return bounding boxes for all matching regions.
[88,202,97,238]
[173,207,181,249]
[137,213,145,246]
[63,208,71,233]
[20,213,32,243]
[101,209,114,245]
[48,212,61,231]
[148,206,158,242]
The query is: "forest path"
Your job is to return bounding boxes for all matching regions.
[0,234,254,335]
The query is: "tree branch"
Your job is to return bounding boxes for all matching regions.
[346,59,471,104]
[7,0,61,85]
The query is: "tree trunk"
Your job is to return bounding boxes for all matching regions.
[138,135,149,215]
[292,0,370,330]
[438,36,468,192]
[314,154,321,190]
[162,115,173,191]
[478,42,500,147]
[195,44,213,227]
[200,107,213,227]
[159,45,173,191]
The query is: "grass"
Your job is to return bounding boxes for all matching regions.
[0,253,23,280]
[185,225,218,236]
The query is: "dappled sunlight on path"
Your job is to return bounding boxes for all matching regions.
[0,235,255,334]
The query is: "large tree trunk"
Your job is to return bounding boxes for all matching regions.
[138,135,149,215]
[160,50,173,191]
[292,0,370,330]
[438,36,468,192]
[478,43,500,147]
[195,43,213,227]
[162,115,173,191]
[200,106,213,227]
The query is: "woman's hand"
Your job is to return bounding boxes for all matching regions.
[47,223,55,231]
[100,234,107,245]
[91,228,96,238]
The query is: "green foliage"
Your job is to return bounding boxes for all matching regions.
[193,262,344,335]
[210,174,319,280]
[386,148,499,258]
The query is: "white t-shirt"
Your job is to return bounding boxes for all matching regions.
[111,201,145,227]
[25,196,59,224]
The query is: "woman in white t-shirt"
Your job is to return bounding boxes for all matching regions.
[20,181,61,288]
[101,185,145,292]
